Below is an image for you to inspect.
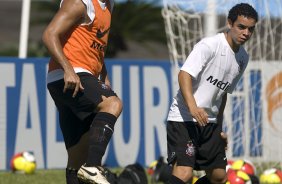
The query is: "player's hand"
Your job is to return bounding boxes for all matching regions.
[190,107,208,126]
[221,132,228,151]
[63,71,84,98]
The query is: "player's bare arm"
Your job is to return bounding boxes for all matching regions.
[178,70,208,126]
[100,63,111,88]
[42,0,86,97]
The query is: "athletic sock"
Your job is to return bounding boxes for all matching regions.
[166,175,186,184]
[194,175,211,184]
[86,112,117,166]
[66,168,82,184]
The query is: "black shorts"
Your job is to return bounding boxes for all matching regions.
[47,72,117,149]
[167,121,227,170]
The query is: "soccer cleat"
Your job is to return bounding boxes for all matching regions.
[77,165,110,184]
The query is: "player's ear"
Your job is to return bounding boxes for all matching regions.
[227,19,232,29]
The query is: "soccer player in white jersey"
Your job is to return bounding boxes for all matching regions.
[166,3,258,184]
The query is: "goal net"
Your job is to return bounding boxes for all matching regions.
[162,0,282,174]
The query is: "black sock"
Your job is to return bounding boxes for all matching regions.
[66,168,84,184]
[86,112,117,166]
[166,175,186,184]
[195,175,211,184]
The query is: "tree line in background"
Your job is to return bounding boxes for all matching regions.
[0,0,167,58]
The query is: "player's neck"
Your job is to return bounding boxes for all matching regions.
[224,32,240,53]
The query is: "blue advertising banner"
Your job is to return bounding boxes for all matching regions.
[0,57,173,170]
[2,57,278,170]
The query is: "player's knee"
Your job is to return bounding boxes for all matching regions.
[99,96,123,116]
[173,166,193,182]
[110,97,123,115]
[209,173,228,184]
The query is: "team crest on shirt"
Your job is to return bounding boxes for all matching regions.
[185,141,195,156]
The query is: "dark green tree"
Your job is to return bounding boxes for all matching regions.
[107,1,166,57]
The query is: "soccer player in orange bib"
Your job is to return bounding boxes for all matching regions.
[43,0,122,183]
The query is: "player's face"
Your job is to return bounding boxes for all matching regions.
[228,15,257,46]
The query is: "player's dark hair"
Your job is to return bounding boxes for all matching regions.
[228,3,258,24]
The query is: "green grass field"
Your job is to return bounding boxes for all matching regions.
[0,168,161,184]
[1,163,281,184]
[0,169,65,184]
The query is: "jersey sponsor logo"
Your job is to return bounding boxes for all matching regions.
[90,27,110,51]
[185,141,195,156]
[206,75,231,91]
[97,28,110,38]
[90,41,107,52]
